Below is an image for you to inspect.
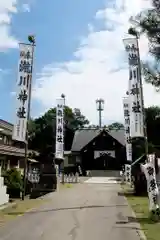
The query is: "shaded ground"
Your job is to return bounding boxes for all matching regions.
[0,181,143,240]
[123,184,160,240]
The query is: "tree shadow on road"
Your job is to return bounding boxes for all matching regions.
[116,216,157,225]
[118,191,134,197]
[114,225,143,231]
[118,191,147,198]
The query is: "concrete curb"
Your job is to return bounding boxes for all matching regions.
[130,207,147,240]
[0,202,16,211]
[123,195,147,240]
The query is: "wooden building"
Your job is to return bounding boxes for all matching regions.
[0,119,38,173]
[70,128,126,171]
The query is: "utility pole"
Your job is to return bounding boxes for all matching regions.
[96,99,104,129]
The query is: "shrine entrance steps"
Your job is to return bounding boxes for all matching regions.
[90,170,121,178]
[84,177,120,184]
[84,171,121,184]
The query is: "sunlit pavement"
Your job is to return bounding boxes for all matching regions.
[84,177,121,184]
[0,182,143,240]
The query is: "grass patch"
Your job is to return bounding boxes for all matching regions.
[0,198,48,225]
[60,183,73,189]
[122,184,160,240]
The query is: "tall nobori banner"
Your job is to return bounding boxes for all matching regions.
[12,43,34,142]
[123,97,132,162]
[141,161,159,211]
[123,38,144,138]
[55,98,65,159]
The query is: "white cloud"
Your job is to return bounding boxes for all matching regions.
[10,91,16,96]
[33,0,159,125]
[0,1,31,51]
[0,68,10,74]
[0,0,18,50]
[22,3,30,12]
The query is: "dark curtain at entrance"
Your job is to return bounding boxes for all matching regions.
[81,149,94,170]
[93,155,116,170]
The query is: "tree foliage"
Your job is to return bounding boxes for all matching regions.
[28,102,160,159]
[129,0,160,88]
[107,122,124,130]
[146,106,160,146]
[88,124,99,129]
[2,168,23,198]
[132,106,160,157]
[28,106,89,154]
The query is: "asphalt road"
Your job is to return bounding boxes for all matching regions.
[0,180,143,240]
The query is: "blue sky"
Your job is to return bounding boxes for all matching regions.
[0,0,106,123]
[0,0,159,125]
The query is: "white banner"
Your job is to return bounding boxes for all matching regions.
[55,98,64,159]
[148,154,155,165]
[126,144,132,162]
[12,43,34,142]
[123,38,144,138]
[125,164,131,183]
[123,97,132,162]
[141,162,159,211]
[94,151,115,159]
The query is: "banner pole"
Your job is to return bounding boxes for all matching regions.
[22,40,35,200]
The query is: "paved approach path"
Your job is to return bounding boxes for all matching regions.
[0,180,143,240]
[84,176,121,184]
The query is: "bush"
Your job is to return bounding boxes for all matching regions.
[2,168,23,198]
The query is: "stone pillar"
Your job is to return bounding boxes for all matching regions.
[0,166,9,206]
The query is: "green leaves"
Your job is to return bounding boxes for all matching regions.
[107,122,124,130]
[3,169,23,191]
[28,35,35,44]
[128,27,139,37]
[142,62,160,88]
[145,106,160,146]
[128,1,160,88]
[28,106,89,153]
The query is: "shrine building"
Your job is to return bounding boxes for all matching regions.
[67,128,126,171]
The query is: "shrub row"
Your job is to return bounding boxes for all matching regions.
[2,168,23,198]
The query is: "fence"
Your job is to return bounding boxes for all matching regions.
[59,173,80,183]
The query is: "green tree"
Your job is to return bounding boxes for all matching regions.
[2,168,23,198]
[128,1,160,88]
[28,106,89,154]
[146,106,160,147]
[88,124,99,129]
[130,106,160,158]
[107,122,124,130]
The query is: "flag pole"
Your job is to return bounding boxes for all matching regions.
[22,36,35,200]
[61,93,65,184]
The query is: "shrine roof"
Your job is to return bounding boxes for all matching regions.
[71,128,125,152]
